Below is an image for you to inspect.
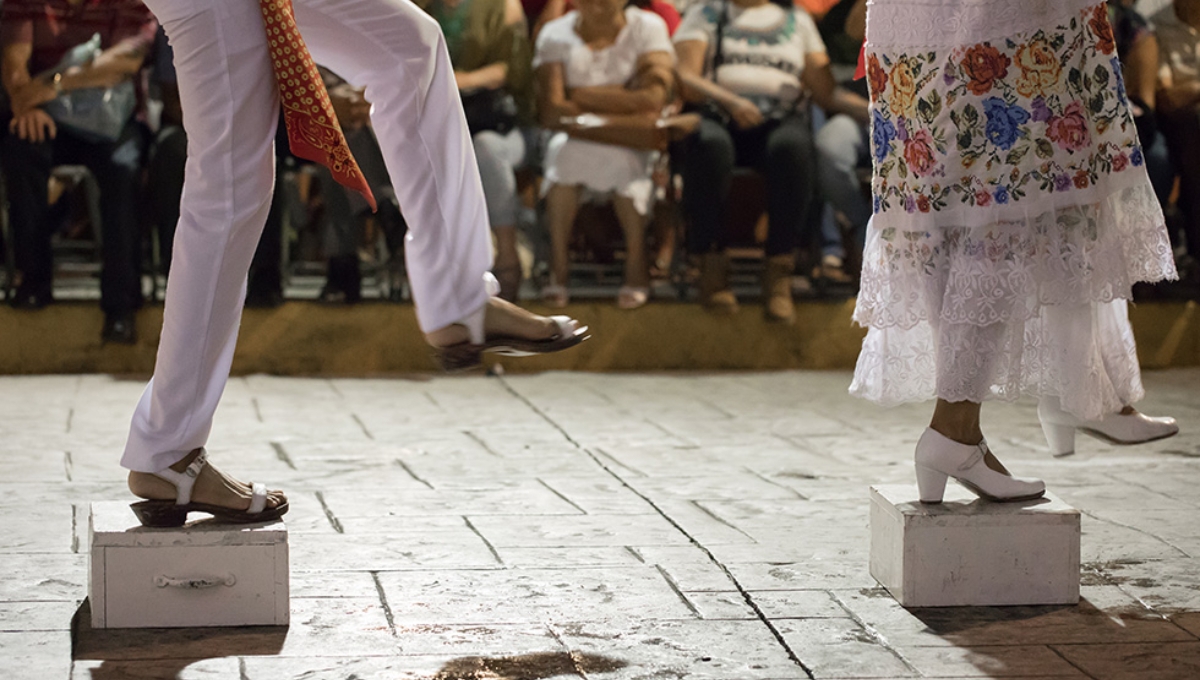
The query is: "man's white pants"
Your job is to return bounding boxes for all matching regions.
[123,0,491,472]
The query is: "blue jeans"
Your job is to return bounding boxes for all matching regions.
[815,112,871,260]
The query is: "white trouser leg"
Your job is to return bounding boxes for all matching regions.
[123,0,280,472]
[123,0,493,472]
[295,0,492,332]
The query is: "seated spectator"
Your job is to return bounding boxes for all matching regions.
[813,0,869,285]
[314,69,406,304]
[1107,1,1175,221]
[0,0,156,343]
[532,0,681,40]
[673,0,868,323]
[147,35,404,305]
[1155,0,1200,283]
[535,0,676,309]
[423,0,536,301]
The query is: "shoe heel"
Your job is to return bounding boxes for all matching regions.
[130,501,188,528]
[433,344,483,373]
[915,465,948,504]
[1041,421,1076,457]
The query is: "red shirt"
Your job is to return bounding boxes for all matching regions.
[0,0,157,76]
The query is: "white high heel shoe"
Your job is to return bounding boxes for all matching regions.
[914,428,1046,504]
[1037,398,1179,456]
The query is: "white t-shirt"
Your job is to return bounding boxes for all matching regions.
[674,0,825,106]
[534,8,675,88]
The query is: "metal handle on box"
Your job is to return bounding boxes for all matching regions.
[154,574,237,589]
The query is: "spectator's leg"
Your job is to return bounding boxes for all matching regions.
[815,113,872,258]
[295,0,492,333]
[1162,104,1200,263]
[147,125,188,274]
[84,122,146,337]
[473,129,526,301]
[680,117,734,256]
[247,156,290,308]
[612,194,649,307]
[544,183,581,298]
[760,116,818,323]
[0,120,56,306]
[763,116,817,258]
[123,0,279,473]
[317,164,363,303]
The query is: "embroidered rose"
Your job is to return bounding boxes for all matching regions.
[1014,36,1062,99]
[1073,169,1091,189]
[888,58,919,119]
[916,194,931,212]
[983,97,1030,150]
[1112,152,1129,172]
[903,129,938,178]
[994,186,1010,204]
[1054,173,1072,192]
[1089,4,1116,55]
[1131,147,1144,166]
[1046,101,1092,153]
[961,43,1010,96]
[975,189,993,207]
[868,54,888,101]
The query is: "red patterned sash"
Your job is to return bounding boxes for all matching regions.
[258,0,376,211]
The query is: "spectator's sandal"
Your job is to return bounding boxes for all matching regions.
[130,450,289,527]
[433,299,589,373]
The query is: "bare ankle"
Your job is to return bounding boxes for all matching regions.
[167,448,204,473]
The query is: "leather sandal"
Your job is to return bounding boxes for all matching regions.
[130,450,288,527]
[434,278,588,372]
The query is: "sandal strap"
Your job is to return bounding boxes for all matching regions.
[153,449,208,506]
[247,482,268,515]
[548,315,578,340]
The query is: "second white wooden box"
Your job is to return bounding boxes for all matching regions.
[89,501,289,628]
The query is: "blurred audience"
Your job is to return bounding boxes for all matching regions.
[1157,0,1200,282]
[674,0,867,323]
[812,0,868,286]
[535,0,676,309]
[1,0,156,343]
[423,0,536,301]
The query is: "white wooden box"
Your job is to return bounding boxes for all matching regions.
[869,485,1080,607]
[89,501,289,628]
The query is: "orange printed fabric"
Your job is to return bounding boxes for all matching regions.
[258,0,376,211]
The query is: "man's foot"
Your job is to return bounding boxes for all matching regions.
[102,312,137,344]
[128,448,287,514]
[424,297,563,348]
[11,283,52,310]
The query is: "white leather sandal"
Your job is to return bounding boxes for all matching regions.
[1037,397,1179,456]
[130,449,288,527]
[914,428,1046,504]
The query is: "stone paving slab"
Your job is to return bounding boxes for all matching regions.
[0,370,1198,679]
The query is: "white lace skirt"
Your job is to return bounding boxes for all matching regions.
[850,0,1177,419]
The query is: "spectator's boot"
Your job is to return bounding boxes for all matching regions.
[698,252,738,315]
[762,254,796,324]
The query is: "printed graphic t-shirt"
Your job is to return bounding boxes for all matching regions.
[673,0,826,108]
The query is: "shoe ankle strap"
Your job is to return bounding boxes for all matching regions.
[153,449,208,506]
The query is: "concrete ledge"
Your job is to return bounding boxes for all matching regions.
[869,485,1081,608]
[1,299,1197,375]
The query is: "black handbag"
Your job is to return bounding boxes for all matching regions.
[460,87,518,135]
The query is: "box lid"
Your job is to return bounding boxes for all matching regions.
[90,501,287,547]
[870,485,1079,527]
